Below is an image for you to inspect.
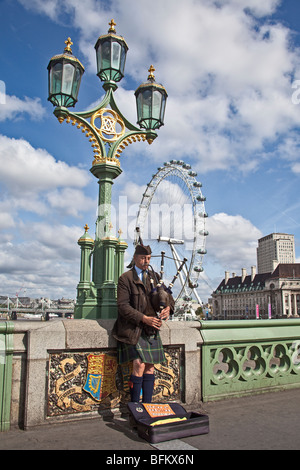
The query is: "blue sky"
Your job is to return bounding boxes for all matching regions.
[1,0,300,302]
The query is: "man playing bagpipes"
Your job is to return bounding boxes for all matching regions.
[112,243,176,403]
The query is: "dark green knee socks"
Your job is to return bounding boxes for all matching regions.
[129,373,155,402]
[142,373,155,403]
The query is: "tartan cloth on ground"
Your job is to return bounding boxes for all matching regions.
[117,331,166,365]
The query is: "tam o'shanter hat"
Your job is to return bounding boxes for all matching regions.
[126,244,152,268]
[134,244,152,255]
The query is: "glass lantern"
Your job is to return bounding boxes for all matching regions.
[47,38,85,108]
[94,20,128,86]
[135,65,168,130]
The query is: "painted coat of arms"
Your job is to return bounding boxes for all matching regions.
[83,353,117,401]
[48,347,181,416]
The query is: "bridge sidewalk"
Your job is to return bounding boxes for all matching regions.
[0,388,299,451]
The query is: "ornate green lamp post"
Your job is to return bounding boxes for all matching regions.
[47,21,167,319]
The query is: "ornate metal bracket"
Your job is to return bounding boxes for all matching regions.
[53,86,157,167]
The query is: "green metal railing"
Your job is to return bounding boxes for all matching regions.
[200,319,300,402]
[0,322,14,431]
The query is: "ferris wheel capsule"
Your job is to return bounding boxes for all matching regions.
[183,163,191,169]
[183,295,193,301]
[194,266,204,272]
[191,282,198,288]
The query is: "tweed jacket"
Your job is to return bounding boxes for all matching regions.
[112,267,168,345]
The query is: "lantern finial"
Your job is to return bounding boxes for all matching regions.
[148,65,155,81]
[64,37,73,53]
[108,19,116,33]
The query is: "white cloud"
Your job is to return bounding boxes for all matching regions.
[0,212,15,230]
[17,0,62,20]
[272,131,300,174]
[193,212,264,300]
[0,93,45,121]
[46,188,95,217]
[219,0,281,17]
[30,222,82,259]
[0,135,89,193]
[206,212,262,271]
[0,222,82,298]
[0,135,94,298]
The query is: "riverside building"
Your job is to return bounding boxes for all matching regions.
[212,233,299,319]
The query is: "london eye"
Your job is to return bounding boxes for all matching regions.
[134,160,208,305]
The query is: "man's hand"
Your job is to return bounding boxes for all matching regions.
[142,315,162,330]
[159,306,170,321]
[142,306,170,330]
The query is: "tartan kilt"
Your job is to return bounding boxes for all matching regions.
[117,331,166,365]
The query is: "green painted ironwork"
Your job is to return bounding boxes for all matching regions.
[53,86,157,164]
[73,162,128,320]
[48,29,167,320]
[200,319,300,402]
[0,322,14,431]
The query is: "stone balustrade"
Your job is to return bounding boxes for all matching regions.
[200,319,300,401]
[1,318,300,431]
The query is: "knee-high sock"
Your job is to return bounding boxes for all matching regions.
[129,374,143,402]
[142,373,155,403]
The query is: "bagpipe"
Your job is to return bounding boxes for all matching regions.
[149,251,187,314]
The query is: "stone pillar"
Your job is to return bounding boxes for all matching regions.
[281,290,286,316]
[293,294,298,317]
[288,293,292,317]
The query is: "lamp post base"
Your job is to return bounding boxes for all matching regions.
[74,278,118,320]
[99,281,118,319]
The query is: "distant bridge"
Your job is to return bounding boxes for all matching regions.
[0,307,74,318]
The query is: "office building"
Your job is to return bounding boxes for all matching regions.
[257,233,295,274]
